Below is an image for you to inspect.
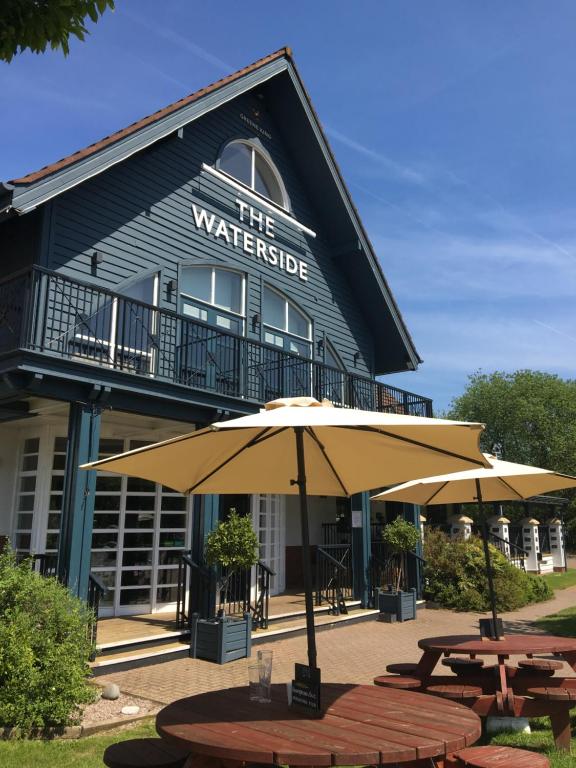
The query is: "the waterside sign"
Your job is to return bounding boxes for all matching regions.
[191,199,309,282]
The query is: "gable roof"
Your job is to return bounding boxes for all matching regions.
[9,48,290,187]
[1,48,422,375]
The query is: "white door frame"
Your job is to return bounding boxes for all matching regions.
[251,494,285,596]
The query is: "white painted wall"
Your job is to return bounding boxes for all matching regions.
[284,495,338,546]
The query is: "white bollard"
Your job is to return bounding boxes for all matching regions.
[520,517,540,573]
[448,514,473,541]
[486,716,531,734]
[548,517,566,571]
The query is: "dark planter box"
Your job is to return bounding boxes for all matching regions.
[189,612,252,664]
[378,588,417,621]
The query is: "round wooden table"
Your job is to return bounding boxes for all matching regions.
[418,634,576,660]
[157,683,481,766]
[416,634,576,686]
[414,634,576,751]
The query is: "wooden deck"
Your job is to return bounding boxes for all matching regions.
[98,612,183,648]
[97,592,359,648]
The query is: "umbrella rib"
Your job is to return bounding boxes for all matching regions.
[184,427,282,494]
[424,481,450,505]
[304,427,350,496]
[85,423,216,468]
[497,477,528,500]
[339,425,487,466]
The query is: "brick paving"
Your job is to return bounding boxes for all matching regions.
[97,586,576,705]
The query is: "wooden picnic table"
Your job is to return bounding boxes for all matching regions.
[414,634,576,751]
[156,683,481,767]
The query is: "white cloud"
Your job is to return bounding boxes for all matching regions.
[372,231,576,302]
[119,8,234,74]
[326,127,427,186]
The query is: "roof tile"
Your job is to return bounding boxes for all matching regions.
[10,47,291,186]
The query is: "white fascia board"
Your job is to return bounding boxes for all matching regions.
[10,59,288,214]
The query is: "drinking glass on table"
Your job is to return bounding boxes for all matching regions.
[248,665,264,702]
[257,650,273,703]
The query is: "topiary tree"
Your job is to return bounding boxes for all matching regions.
[0,549,96,732]
[204,511,259,612]
[381,517,421,592]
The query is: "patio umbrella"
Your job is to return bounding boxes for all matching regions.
[82,396,489,671]
[372,454,576,638]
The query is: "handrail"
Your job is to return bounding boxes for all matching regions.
[256,559,275,576]
[177,551,211,627]
[406,550,426,565]
[88,572,108,595]
[488,530,528,557]
[0,266,433,416]
[315,545,352,615]
[31,552,58,577]
[87,572,108,656]
[250,560,275,630]
[316,545,347,571]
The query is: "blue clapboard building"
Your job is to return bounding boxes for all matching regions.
[0,49,430,636]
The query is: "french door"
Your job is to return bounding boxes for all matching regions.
[42,435,191,617]
[252,494,285,595]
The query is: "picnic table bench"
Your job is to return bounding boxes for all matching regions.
[411,634,576,751]
[156,683,481,766]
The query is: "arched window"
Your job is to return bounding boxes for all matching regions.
[180,265,245,333]
[262,285,311,357]
[178,266,245,396]
[218,141,287,208]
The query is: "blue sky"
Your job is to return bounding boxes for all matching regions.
[1,1,575,412]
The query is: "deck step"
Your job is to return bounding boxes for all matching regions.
[267,599,362,625]
[91,607,378,674]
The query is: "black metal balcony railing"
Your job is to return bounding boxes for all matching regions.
[0,267,433,416]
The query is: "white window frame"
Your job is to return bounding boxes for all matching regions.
[262,285,311,343]
[73,273,160,372]
[217,140,289,210]
[180,266,246,329]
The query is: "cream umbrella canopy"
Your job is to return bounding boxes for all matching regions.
[372,454,576,638]
[83,397,489,671]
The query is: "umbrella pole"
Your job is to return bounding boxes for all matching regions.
[295,426,318,670]
[476,479,501,639]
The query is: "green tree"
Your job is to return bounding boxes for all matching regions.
[381,517,421,591]
[447,370,576,540]
[205,511,259,611]
[0,0,114,62]
[447,370,576,471]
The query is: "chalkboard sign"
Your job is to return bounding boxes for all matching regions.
[290,663,322,716]
[479,618,504,639]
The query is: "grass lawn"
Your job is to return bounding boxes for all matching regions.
[0,719,157,768]
[535,605,576,637]
[0,714,573,768]
[488,716,576,768]
[542,568,576,591]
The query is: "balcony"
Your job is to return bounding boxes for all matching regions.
[0,267,433,417]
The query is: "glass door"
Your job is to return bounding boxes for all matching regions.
[43,435,191,617]
[252,494,285,595]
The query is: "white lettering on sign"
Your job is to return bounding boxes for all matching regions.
[191,200,309,282]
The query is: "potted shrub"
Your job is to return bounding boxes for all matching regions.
[190,511,259,664]
[378,517,421,622]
